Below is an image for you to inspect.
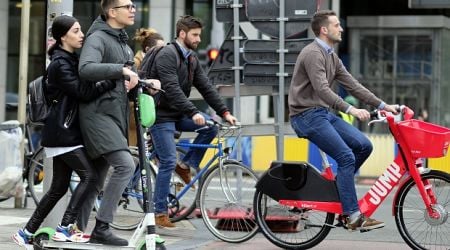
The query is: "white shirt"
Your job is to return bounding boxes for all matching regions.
[44,145,84,158]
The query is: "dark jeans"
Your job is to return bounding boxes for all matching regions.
[25,148,98,233]
[150,113,218,214]
[290,107,373,215]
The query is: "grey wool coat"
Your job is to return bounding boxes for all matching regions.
[78,15,134,159]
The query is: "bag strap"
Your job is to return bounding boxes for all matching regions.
[45,55,68,104]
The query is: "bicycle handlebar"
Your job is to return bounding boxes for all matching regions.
[207,119,242,130]
[195,119,242,132]
[368,105,412,126]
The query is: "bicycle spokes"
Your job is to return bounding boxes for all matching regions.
[394,171,450,250]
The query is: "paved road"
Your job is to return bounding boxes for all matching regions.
[0,185,421,249]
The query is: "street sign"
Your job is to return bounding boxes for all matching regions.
[245,0,317,38]
[243,39,313,63]
[243,63,295,86]
[246,0,317,21]
[207,25,247,85]
[216,0,248,23]
[250,22,310,39]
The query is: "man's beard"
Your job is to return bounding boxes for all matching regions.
[185,39,199,50]
[328,33,341,44]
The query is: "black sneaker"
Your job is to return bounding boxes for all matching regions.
[346,214,385,232]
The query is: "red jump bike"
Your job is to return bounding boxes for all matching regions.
[253,105,450,250]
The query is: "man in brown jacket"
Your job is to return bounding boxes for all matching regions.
[288,10,397,232]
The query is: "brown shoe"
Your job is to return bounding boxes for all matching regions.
[175,163,191,184]
[346,214,385,231]
[155,214,176,228]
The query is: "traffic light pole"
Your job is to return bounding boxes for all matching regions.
[232,0,242,161]
[275,0,286,161]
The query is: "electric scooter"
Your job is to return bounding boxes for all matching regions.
[31,79,166,250]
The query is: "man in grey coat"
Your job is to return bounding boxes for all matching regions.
[76,0,145,246]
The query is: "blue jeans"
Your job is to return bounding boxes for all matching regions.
[290,107,373,215]
[150,113,218,214]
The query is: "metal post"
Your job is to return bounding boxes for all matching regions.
[276,0,286,161]
[232,0,242,162]
[392,35,398,104]
[41,0,74,228]
[232,1,241,133]
[232,0,243,200]
[15,0,31,208]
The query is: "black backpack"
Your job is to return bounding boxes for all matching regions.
[27,74,51,125]
[138,45,165,79]
[137,44,183,79]
[28,56,66,125]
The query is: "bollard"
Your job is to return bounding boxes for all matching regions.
[41,157,69,228]
[14,179,25,208]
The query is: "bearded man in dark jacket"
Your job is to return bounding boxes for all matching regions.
[147,15,238,228]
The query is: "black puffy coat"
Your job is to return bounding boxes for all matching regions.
[40,46,115,147]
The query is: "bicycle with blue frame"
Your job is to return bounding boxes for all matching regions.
[109,118,260,243]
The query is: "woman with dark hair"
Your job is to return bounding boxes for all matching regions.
[12,15,115,246]
[127,28,165,147]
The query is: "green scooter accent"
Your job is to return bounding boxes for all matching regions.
[34,227,56,238]
[33,227,55,248]
[137,235,166,250]
[139,93,156,128]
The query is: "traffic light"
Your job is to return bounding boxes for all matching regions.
[207,48,219,67]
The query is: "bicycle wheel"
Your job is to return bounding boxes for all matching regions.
[199,161,259,243]
[253,188,335,249]
[394,170,450,250]
[27,147,45,205]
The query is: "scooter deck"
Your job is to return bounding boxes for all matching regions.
[41,240,138,250]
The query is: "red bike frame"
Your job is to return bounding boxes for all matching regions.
[279,106,443,218]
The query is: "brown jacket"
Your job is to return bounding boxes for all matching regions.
[288,40,382,117]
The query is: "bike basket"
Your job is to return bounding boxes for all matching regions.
[397,119,450,158]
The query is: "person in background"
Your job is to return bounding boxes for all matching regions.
[417,108,429,121]
[133,27,165,69]
[338,95,358,125]
[12,15,116,246]
[288,10,398,232]
[146,15,237,228]
[128,28,165,147]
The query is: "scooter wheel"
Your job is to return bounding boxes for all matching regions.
[140,243,167,250]
[33,233,50,250]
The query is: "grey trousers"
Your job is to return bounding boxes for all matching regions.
[76,150,135,230]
